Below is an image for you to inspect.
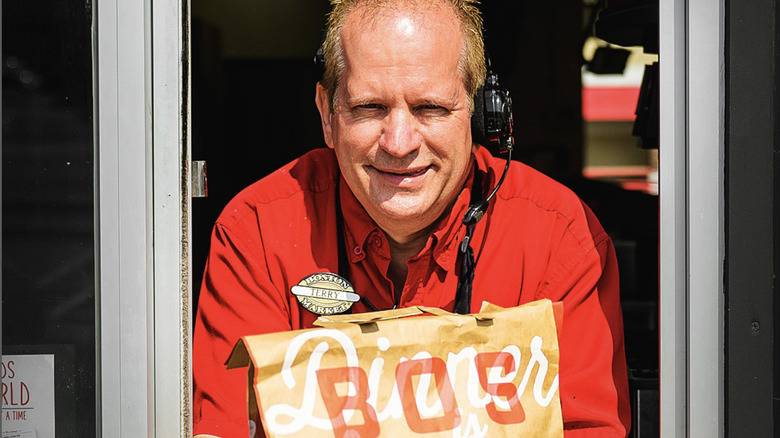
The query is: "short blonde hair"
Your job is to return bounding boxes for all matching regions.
[320,0,486,111]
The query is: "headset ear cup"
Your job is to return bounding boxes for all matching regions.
[470,84,487,147]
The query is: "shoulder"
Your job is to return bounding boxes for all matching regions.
[477,147,608,250]
[215,148,339,231]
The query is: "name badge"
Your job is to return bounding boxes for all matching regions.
[291,273,359,315]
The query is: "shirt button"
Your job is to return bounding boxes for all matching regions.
[372,237,382,248]
[353,246,363,256]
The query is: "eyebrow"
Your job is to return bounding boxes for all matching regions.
[344,97,377,108]
[344,96,460,109]
[415,98,458,108]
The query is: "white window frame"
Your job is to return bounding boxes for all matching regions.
[92,0,726,435]
[660,0,725,436]
[95,0,191,434]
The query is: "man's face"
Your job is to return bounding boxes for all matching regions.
[315,4,476,243]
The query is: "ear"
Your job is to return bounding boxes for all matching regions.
[315,82,335,149]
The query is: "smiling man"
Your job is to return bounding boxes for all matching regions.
[318,1,477,294]
[193,1,630,437]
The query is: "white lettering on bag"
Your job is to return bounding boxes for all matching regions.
[265,329,359,433]
[447,347,492,409]
[407,351,445,418]
[488,345,521,410]
[262,330,558,435]
[367,341,404,422]
[528,336,559,407]
[452,413,488,438]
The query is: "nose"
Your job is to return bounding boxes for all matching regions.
[378,109,422,157]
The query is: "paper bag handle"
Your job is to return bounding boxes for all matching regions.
[314,300,563,334]
[313,305,458,327]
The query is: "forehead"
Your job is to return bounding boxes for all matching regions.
[342,0,459,29]
[339,3,464,88]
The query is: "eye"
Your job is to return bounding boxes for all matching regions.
[415,104,451,117]
[350,103,386,116]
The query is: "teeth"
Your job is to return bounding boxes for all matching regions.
[376,166,427,176]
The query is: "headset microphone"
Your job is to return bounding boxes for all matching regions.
[454,59,515,314]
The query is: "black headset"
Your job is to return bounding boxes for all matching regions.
[470,63,515,155]
[315,30,515,315]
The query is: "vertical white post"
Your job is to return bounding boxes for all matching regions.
[151,0,192,434]
[686,0,725,436]
[97,0,190,433]
[660,0,725,436]
[96,0,154,435]
[659,0,688,436]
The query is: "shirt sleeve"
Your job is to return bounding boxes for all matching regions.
[538,208,631,437]
[193,221,291,438]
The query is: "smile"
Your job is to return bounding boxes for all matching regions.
[370,165,432,186]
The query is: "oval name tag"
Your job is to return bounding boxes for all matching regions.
[291,273,359,315]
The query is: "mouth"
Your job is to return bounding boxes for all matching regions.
[369,165,432,185]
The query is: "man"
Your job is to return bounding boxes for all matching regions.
[193,0,631,436]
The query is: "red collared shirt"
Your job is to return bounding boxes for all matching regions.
[193,147,630,437]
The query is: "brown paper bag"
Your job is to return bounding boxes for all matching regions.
[226,299,564,437]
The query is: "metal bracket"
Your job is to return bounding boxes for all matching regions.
[191,160,208,198]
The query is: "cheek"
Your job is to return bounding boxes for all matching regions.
[334,122,381,153]
[423,122,472,156]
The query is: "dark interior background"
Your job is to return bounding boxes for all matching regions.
[191,2,659,435]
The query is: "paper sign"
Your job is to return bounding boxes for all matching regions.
[1,355,55,438]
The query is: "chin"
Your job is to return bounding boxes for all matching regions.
[377,197,437,221]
